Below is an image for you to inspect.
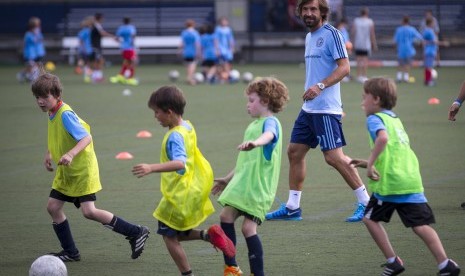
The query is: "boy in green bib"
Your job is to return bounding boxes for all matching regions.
[351,77,460,276]
[212,77,290,276]
[32,72,149,262]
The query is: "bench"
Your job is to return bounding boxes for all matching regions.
[61,36,180,64]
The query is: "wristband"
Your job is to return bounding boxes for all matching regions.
[453,99,462,107]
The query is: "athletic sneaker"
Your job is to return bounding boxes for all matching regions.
[49,250,81,262]
[207,224,236,258]
[345,203,366,222]
[438,259,461,276]
[265,204,302,221]
[381,256,405,276]
[127,225,150,259]
[224,265,243,276]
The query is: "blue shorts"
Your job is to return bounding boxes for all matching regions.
[424,55,435,68]
[290,110,346,151]
[398,57,413,66]
[156,221,192,238]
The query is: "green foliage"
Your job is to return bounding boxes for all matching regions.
[1,64,464,275]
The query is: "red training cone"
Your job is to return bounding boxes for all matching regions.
[136,130,152,138]
[428,97,440,105]
[115,152,134,160]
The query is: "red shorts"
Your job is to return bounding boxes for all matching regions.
[122,49,136,60]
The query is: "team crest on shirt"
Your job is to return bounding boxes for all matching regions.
[316,37,324,47]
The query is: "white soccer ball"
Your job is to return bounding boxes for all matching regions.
[431,69,438,80]
[229,69,240,83]
[122,89,132,96]
[194,72,205,83]
[29,255,67,276]
[168,70,179,82]
[242,71,254,83]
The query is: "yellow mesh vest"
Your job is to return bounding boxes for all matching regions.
[48,104,102,196]
[153,121,214,230]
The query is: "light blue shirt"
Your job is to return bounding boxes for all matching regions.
[116,24,136,50]
[214,26,234,60]
[394,25,423,59]
[200,33,217,61]
[423,27,437,57]
[23,31,37,61]
[166,121,190,174]
[49,109,89,141]
[78,27,93,55]
[263,117,279,161]
[303,23,347,114]
[35,29,45,58]
[181,28,200,59]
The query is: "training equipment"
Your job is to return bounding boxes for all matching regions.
[168,70,179,82]
[345,203,366,222]
[229,69,240,83]
[127,225,150,259]
[45,62,56,72]
[194,72,205,83]
[207,224,236,258]
[29,255,68,276]
[115,152,134,160]
[136,130,152,138]
[431,69,438,79]
[265,204,302,221]
[242,71,254,83]
[428,97,440,105]
[122,89,132,96]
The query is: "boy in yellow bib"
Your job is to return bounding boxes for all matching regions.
[132,85,235,276]
[32,72,149,262]
[212,77,289,276]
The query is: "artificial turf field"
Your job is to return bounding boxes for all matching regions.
[0,63,464,275]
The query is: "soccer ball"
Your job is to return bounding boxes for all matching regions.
[168,70,179,82]
[242,72,254,83]
[229,69,240,83]
[431,69,438,80]
[194,72,205,83]
[45,62,56,72]
[29,255,67,276]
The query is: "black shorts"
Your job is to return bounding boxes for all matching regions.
[364,195,435,228]
[156,221,192,237]
[201,60,217,67]
[49,189,96,209]
[225,204,262,225]
[355,49,369,56]
[89,48,103,61]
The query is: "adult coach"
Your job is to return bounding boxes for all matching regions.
[351,7,377,83]
[90,13,115,83]
[266,0,370,222]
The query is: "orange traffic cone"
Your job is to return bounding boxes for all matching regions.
[428,97,440,105]
[115,152,134,160]
[136,130,152,138]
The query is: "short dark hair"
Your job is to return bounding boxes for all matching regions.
[363,77,397,110]
[148,86,186,115]
[31,72,63,99]
[123,17,131,24]
[296,0,329,22]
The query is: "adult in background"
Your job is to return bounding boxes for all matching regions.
[90,13,116,83]
[351,7,377,83]
[266,0,370,223]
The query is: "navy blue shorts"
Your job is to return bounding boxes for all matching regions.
[290,110,346,151]
[156,221,192,238]
[364,195,436,228]
[49,189,96,209]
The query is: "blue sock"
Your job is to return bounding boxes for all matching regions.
[246,235,264,276]
[53,219,78,254]
[107,216,141,238]
[221,222,237,266]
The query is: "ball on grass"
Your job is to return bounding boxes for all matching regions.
[29,255,67,276]
[45,62,56,72]
[168,70,179,82]
[242,72,254,83]
[431,69,438,80]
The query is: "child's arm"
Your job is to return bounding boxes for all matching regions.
[57,135,92,166]
[237,131,274,151]
[44,150,54,172]
[366,130,388,181]
[132,160,184,178]
[212,169,234,195]
[449,81,465,121]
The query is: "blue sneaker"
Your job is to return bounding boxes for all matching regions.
[265,204,302,221]
[345,203,366,222]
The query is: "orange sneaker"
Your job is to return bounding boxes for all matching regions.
[224,265,243,276]
[207,224,236,258]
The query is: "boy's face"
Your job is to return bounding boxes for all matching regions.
[361,91,381,116]
[35,93,59,113]
[246,92,268,118]
[152,106,172,128]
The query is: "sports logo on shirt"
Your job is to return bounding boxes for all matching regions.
[316,37,324,47]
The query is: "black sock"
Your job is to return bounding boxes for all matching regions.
[246,235,264,276]
[181,270,193,276]
[221,222,237,266]
[53,219,78,254]
[200,229,208,241]
[106,216,140,238]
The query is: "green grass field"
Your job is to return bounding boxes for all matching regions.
[1,63,464,275]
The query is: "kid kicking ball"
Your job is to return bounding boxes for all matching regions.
[29,255,67,276]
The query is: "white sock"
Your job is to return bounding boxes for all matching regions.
[438,259,449,270]
[403,72,409,81]
[387,256,397,263]
[396,72,402,80]
[286,190,301,210]
[354,185,370,206]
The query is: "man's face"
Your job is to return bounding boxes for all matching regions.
[300,1,323,30]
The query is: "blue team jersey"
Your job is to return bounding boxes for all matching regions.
[116,24,136,50]
[166,121,189,174]
[422,27,437,57]
[180,28,200,59]
[35,29,45,58]
[214,26,234,60]
[200,33,217,61]
[262,117,279,161]
[49,110,89,142]
[303,23,347,115]
[23,31,37,61]
[78,27,93,55]
[393,25,422,59]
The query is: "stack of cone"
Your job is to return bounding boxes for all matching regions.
[115,152,133,160]
[428,97,440,105]
[136,130,152,138]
